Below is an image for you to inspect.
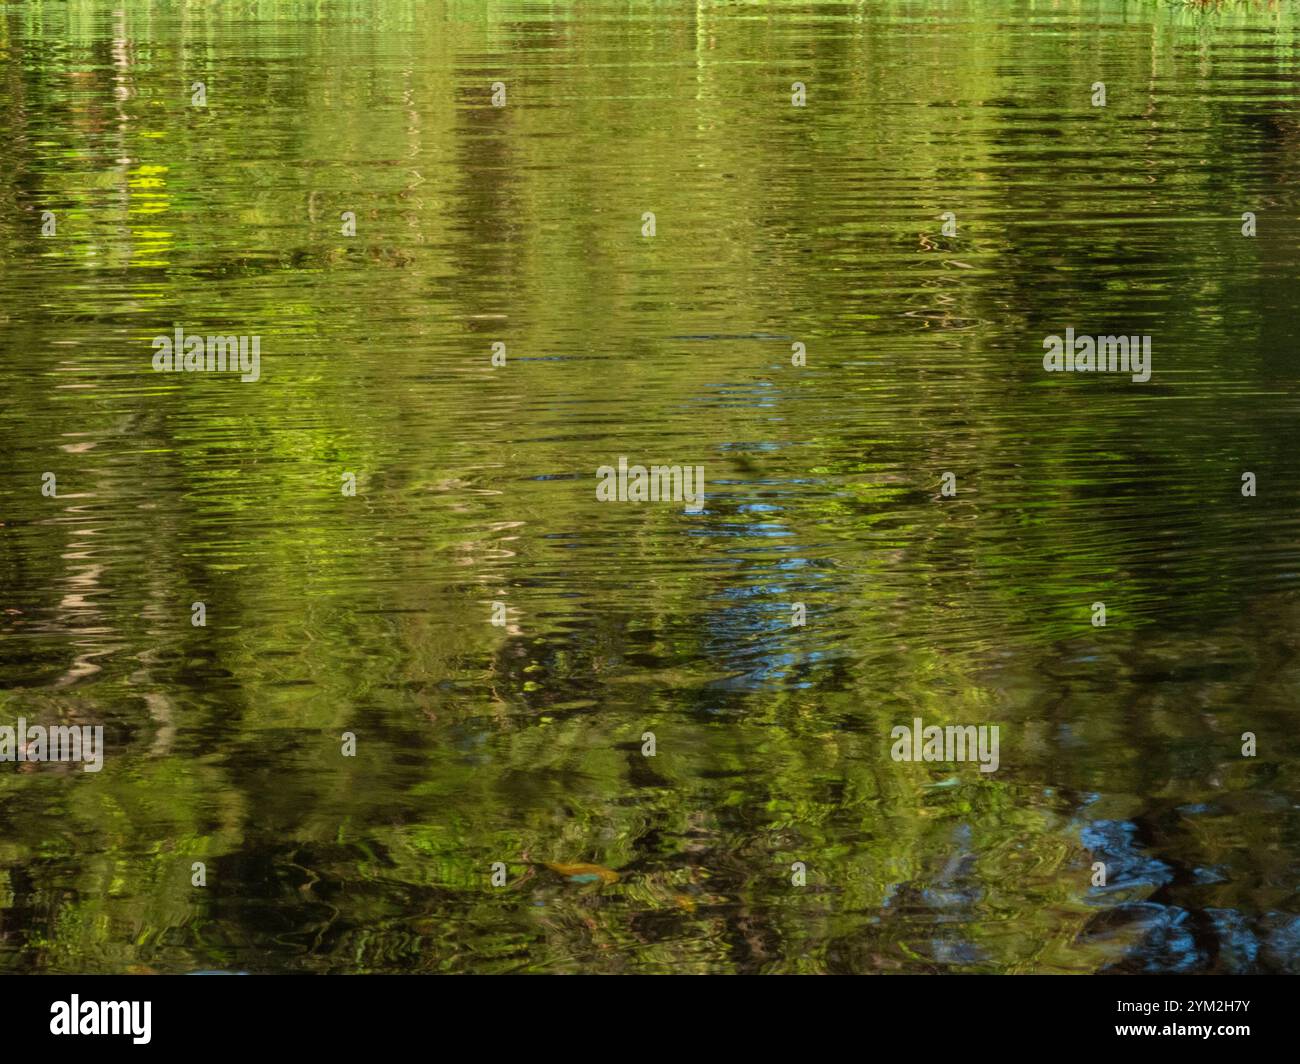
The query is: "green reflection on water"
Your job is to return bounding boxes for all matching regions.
[2,0,1300,973]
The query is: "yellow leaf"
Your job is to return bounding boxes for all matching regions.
[544,861,620,884]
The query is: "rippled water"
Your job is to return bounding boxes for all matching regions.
[3,0,1300,974]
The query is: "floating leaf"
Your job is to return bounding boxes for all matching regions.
[544,861,620,885]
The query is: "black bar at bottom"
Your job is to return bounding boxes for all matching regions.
[4,973,1289,1051]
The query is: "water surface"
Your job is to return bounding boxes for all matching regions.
[3,0,1300,974]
